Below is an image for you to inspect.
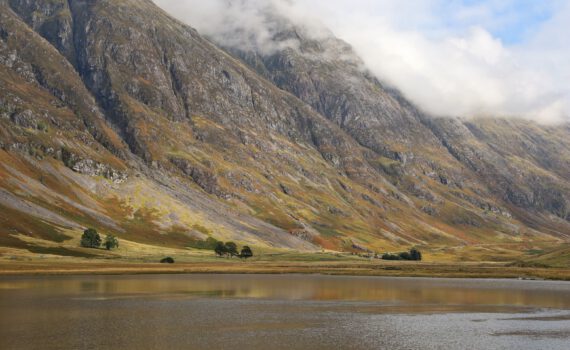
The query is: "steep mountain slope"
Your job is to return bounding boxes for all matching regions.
[218,14,570,240]
[0,0,568,261]
[0,0,406,255]
[425,117,570,245]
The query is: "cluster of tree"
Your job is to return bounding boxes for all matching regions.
[80,228,119,250]
[214,241,253,259]
[381,248,422,261]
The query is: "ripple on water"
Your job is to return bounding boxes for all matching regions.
[0,275,569,350]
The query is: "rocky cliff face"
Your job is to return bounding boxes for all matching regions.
[0,0,569,259]
[428,117,570,228]
[218,14,570,236]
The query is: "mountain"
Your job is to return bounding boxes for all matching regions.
[218,13,570,240]
[0,0,568,261]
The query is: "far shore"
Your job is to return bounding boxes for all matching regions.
[1,259,569,281]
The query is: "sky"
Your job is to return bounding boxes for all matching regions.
[154,0,570,123]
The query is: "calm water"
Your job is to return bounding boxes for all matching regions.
[1,274,569,350]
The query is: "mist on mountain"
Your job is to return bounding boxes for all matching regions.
[155,0,570,123]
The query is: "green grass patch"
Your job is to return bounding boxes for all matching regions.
[313,222,342,238]
[26,245,100,258]
[187,237,219,250]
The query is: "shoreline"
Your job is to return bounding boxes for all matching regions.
[1,260,569,280]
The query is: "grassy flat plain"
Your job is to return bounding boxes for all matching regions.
[1,252,570,280]
[2,234,568,280]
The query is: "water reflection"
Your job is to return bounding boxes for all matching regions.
[1,275,569,350]
[2,275,568,309]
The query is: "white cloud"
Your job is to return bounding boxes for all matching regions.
[155,0,328,54]
[154,0,570,123]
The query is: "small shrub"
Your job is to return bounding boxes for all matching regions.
[160,257,175,264]
[381,253,401,261]
[36,121,48,132]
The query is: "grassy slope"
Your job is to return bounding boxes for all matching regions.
[522,244,570,268]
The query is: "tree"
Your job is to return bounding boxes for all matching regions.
[81,228,101,248]
[399,251,412,260]
[382,253,400,261]
[104,235,119,250]
[215,241,227,257]
[240,246,253,259]
[160,257,175,264]
[410,248,422,261]
[225,242,238,257]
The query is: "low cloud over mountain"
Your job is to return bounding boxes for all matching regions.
[155,0,570,123]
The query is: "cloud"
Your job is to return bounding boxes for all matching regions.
[154,0,328,55]
[154,0,570,123]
